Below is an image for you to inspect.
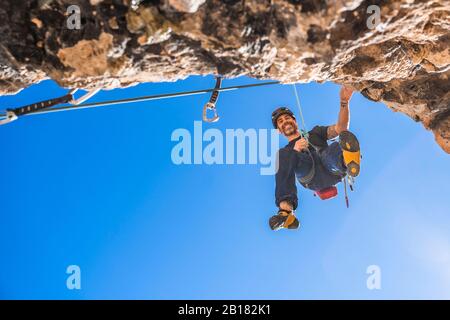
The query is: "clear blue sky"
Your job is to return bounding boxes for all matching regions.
[0,75,449,299]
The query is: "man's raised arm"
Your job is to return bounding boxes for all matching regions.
[327,86,353,139]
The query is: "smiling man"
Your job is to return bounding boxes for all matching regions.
[269,86,361,231]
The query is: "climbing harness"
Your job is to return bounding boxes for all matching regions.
[0,81,280,125]
[202,77,222,123]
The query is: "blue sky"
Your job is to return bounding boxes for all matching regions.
[0,76,449,299]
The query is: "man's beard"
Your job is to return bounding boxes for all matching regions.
[282,122,297,136]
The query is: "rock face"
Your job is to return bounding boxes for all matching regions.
[0,0,449,152]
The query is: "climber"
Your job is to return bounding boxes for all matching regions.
[269,86,361,231]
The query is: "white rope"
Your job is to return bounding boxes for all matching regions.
[292,83,307,131]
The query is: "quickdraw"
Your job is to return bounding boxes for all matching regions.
[344,175,355,208]
[202,77,222,123]
[0,88,99,126]
[0,92,73,125]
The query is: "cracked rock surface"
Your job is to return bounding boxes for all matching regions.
[0,0,449,152]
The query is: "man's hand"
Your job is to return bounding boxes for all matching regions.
[329,86,353,138]
[294,138,309,152]
[340,86,354,102]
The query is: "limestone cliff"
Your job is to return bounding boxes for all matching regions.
[0,0,449,152]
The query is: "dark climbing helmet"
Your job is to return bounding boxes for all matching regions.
[271,107,296,129]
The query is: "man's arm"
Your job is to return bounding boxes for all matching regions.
[327,86,353,139]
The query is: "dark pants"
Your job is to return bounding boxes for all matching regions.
[275,142,346,210]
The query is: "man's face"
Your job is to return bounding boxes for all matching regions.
[276,114,298,137]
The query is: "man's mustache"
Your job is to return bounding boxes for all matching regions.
[282,122,296,131]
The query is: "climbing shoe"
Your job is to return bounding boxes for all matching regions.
[269,210,300,231]
[339,131,361,178]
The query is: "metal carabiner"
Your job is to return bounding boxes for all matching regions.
[202,102,220,123]
[0,110,18,126]
[69,88,100,105]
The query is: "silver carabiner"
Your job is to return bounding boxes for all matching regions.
[0,110,18,126]
[69,88,100,105]
[202,102,219,123]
